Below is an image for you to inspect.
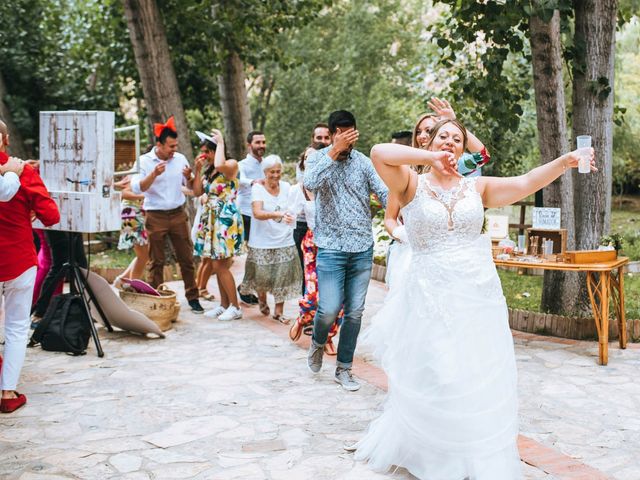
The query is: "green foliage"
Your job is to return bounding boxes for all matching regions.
[614,18,640,193]
[266,0,424,161]
[2,0,639,191]
[600,232,624,251]
[0,0,138,154]
[427,1,544,175]
[611,207,640,260]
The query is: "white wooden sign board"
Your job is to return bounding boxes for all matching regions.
[532,207,561,230]
[34,111,121,233]
[487,215,509,239]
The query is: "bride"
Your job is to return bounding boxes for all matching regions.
[354,119,595,479]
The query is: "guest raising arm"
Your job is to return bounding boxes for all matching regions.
[192,130,244,322]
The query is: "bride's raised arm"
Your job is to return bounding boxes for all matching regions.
[370,143,459,199]
[477,148,596,209]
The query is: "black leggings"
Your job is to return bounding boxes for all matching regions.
[293,221,309,295]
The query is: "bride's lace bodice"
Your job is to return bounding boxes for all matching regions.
[401,175,484,254]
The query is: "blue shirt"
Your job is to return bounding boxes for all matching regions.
[304,146,388,253]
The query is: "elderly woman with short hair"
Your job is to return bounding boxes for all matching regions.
[239,155,302,323]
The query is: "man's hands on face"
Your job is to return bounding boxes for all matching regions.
[330,129,359,161]
[1,156,25,176]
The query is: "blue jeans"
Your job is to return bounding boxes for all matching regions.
[313,246,373,369]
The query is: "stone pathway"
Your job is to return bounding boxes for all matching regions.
[1,258,638,479]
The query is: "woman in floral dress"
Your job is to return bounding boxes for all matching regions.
[193,130,244,322]
[113,175,149,286]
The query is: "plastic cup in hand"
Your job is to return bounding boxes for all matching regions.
[576,148,592,174]
[576,135,591,174]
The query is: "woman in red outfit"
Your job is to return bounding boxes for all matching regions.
[0,121,60,413]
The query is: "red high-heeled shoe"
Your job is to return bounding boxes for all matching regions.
[0,392,27,413]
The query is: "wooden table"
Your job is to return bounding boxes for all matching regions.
[494,256,629,365]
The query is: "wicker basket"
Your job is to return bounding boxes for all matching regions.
[170,302,181,323]
[119,284,177,331]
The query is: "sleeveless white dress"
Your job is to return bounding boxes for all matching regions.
[355,175,522,480]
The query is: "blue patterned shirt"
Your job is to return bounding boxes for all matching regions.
[303,146,388,252]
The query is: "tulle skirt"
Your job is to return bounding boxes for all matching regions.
[384,240,412,290]
[356,235,522,480]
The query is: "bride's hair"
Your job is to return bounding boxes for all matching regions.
[421,119,468,176]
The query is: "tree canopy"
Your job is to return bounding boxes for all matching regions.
[1,0,639,192]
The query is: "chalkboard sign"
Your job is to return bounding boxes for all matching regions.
[532,207,561,229]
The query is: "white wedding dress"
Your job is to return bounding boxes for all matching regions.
[356,175,522,480]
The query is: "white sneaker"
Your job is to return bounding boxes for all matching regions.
[218,305,242,321]
[204,305,225,318]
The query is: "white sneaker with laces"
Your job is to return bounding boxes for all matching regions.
[205,305,225,318]
[218,305,242,321]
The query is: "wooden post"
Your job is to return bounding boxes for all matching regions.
[599,272,610,365]
[617,266,627,349]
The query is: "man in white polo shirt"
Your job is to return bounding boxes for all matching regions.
[236,130,266,305]
[131,116,203,313]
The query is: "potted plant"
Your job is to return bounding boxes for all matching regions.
[600,233,623,255]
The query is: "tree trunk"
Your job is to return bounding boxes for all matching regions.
[572,0,618,312]
[121,0,192,161]
[529,8,579,313]
[252,70,276,133]
[218,50,252,160]
[0,71,29,159]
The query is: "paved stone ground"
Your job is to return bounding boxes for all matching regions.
[1,258,638,480]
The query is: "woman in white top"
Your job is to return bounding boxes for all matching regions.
[239,155,302,323]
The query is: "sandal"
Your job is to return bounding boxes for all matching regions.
[199,289,215,301]
[259,302,270,316]
[289,320,303,341]
[324,340,337,356]
[272,314,291,325]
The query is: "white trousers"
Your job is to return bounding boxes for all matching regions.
[0,266,37,391]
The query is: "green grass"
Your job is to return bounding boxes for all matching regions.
[498,269,640,320]
[89,248,136,269]
[611,209,640,260]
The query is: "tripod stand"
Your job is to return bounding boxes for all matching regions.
[48,232,113,357]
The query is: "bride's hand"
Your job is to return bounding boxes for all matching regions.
[562,148,597,172]
[429,151,461,177]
